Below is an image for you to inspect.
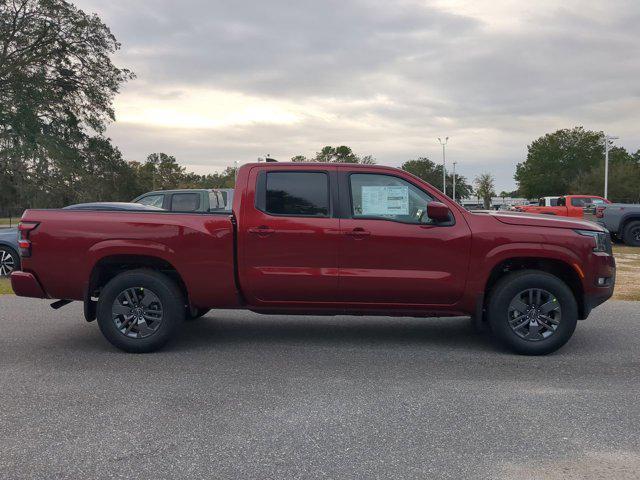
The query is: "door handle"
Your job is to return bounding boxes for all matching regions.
[248,226,275,235]
[344,228,371,238]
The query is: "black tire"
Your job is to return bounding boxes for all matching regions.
[487,270,578,355]
[622,221,640,247]
[186,307,211,321]
[96,269,185,353]
[0,246,20,277]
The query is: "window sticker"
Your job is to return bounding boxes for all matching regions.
[361,186,409,215]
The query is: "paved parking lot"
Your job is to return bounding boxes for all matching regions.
[0,296,639,479]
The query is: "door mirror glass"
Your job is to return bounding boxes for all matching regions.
[427,201,450,223]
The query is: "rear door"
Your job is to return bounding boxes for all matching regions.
[239,166,340,304]
[337,171,472,306]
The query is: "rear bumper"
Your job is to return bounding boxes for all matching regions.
[10,271,47,298]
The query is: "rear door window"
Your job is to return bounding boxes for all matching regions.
[170,193,201,212]
[263,172,329,217]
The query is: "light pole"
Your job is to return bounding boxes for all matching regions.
[437,137,449,196]
[452,160,457,202]
[603,134,618,200]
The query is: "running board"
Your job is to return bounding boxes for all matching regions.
[50,299,72,310]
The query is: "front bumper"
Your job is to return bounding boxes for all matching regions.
[581,252,615,319]
[10,271,47,298]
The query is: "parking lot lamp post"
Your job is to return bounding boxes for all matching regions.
[603,134,619,200]
[437,137,449,196]
[452,161,457,202]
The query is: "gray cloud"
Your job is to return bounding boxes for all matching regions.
[77,0,640,191]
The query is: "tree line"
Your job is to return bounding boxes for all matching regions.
[2,1,638,219]
[515,126,640,203]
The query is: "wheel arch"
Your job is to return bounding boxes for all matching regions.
[85,253,189,321]
[620,214,640,235]
[483,257,585,319]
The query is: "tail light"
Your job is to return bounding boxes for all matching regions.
[17,222,39,257]
[595,206,606,218]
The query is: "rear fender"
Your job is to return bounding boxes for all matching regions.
[85,239,182,293]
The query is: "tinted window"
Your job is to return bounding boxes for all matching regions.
[265,172,329,216]
[137,194,164,208]
[571,197,589,207]
[550,198,559,206]
[350,173,434,224]
[171,193,200,212]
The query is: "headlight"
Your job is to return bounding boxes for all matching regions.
[575,229,611,254]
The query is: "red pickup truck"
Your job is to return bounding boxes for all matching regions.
[514,195,610,217]
[11,163,615,355]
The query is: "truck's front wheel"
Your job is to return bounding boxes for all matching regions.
[96,269,185,353]
[487,270,578,355]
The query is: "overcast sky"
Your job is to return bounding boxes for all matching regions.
[76,0,640,192]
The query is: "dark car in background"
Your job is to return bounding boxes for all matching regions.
[132,188,234,213]
[0,228,19,277]
[63,202,165,211]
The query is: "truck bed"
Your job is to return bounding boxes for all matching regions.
[18,209,239,308]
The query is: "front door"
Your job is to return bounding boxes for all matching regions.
[239,167,340,304]
[338,172,471,306]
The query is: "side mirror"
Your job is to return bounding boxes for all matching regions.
[427,201,451,223]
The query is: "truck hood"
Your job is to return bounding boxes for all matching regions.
[476,211,605,231]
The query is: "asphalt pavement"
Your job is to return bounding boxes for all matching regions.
[0,296,639,479]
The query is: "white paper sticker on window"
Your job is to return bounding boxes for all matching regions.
[361,186,409,215]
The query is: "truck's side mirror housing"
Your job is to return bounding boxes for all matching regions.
[427,201,451,223]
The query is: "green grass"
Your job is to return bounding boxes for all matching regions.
[0,217,18,228]
[0,278,13,295]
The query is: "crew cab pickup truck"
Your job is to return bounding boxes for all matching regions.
[11,163,616,355]
[514,195,610,217]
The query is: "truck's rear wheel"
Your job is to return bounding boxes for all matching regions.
[623,221,640,247]
[487,270,577,355]
[96,269,185,353]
